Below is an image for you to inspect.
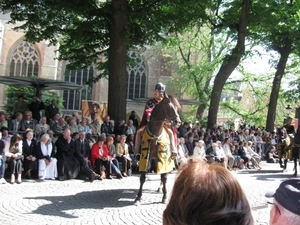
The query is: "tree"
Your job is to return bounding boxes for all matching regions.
[249,0,300,131]
[206,0,251,129]
[0,0,211,122]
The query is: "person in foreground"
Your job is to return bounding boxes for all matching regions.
[266,179,300,225]
[163,156,254,225]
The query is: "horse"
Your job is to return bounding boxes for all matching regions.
[292,126,300,177]
[134,93,181,205]
[277,127,293,170]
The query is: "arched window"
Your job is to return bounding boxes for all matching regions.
[126,51,147,99]
[9,41,39,77]
[63,65,94,111]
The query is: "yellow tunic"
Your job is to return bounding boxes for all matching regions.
[139,127,174,174]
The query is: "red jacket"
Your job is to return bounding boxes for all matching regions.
[90,143,109,169]
[139,98,161,129]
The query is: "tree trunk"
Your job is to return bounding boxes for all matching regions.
[108,0,128,123]
[265,41,291,132]
[196,103,206,119]
[207,0,250,129]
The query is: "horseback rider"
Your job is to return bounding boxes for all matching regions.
[134,83,177,156]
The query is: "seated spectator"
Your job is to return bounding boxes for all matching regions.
[52,117,68,138]
[231,144,244,169]
[185,137,194,156]
[49,113,60,128]
[36,134,57,180]
[90,118,101,138]
[191,127,200,142]
[4,134,24,184]
[1,126,12,145]
[101,115,115,137]
[177,138,188,165]
[106,136,123,178]
[237,141,250,169]
[266,179,300,225]
[0,131,6,184]
[216,141,226,164]
[67,117,79,135]
[116,135,132,177]
[86,133,96,148]
[206,142,219,163]
[91,136,113,180]
[78,118,91,134]
[35,117,50,141]
[0,111,8,128]
[114,120,127,136]
[72,132,79,141]
[245,141,261,169]
[266,146,279,163]
[193,140,207,161]
[75,132,91,168]
[55,128,96,182]
[223,138,235,170]
[163,157,254,225]
[178,122,192,141]
[125,120,136,136]
[126,134,135,160]
[23,130,37,179]
[8,112,24,134]
[21,110,38,132]
[179,137,189,158]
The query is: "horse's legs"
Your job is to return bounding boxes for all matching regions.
[161,173,167,204]
[134,172,146,205]
[284,159,288,170]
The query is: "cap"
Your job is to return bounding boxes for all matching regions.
[155,82,166,94]
[265,179,300,215]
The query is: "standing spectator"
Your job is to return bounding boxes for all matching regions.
[36,133,57,180]
[9,112,24,134]
[23,130,37,179]
[0,111,8,128]
[45,100,59,124]
[0,131,6,184]
[28,97,46,121]
[4,134,23,184]
[101,115,115,137]
[13,95,28,116]
[21,110,38,132]
[35,117,50,141]
[129,110,139,128]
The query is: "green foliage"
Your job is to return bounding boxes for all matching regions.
[4,86,64,116]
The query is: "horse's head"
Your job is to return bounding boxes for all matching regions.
[154,92,181,127]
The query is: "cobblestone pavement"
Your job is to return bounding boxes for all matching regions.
[1,161,298,225]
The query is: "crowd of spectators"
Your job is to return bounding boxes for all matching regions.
[0,97,140,184]
[0,95,290,184]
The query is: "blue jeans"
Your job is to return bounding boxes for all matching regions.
[0,156,5,179]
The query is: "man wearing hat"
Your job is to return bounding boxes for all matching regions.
[139,82,166,128]
[266,179,300,225]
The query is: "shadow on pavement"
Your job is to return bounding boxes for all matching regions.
[250,173,297,181]
[24,189,138,218]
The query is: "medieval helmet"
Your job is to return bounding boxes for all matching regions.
[155,82,166,94]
